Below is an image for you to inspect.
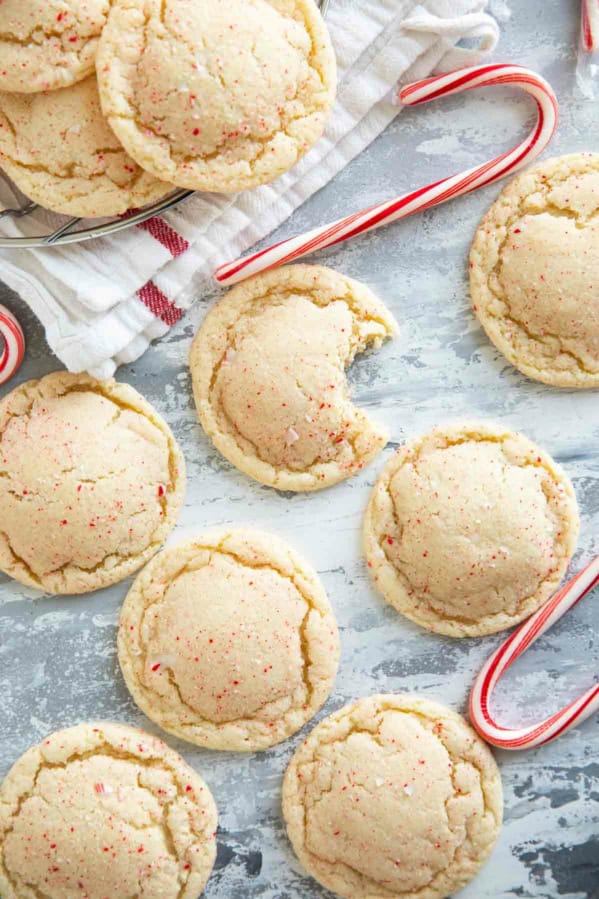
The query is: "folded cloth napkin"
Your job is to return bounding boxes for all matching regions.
[0,0,500,379]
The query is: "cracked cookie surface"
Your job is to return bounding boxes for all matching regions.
[119,528,340,751]
[0,371,185,595]
[282,694,503,899]
[190,265,398,491]
[0,75,173,217]
[470,153,599,388]
[363,423,579,637]
[0,722,217,899]
[0,0,110,93]
[96,0,336,192]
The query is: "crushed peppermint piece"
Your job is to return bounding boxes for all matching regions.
[285,427,300,445]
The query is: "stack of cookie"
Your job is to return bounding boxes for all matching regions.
[0,0,336,217]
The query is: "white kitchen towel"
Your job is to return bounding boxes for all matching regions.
[0,0,500,379]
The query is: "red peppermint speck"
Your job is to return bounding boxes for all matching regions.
[157,484,166,497]
[151,663,161,672]
[186,785,193,792]
[193,128,200,136]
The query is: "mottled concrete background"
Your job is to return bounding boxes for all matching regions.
[1,1,598,896]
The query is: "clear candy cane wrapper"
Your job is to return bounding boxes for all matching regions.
[577,0,599,98]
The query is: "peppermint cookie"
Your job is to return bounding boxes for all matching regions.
[0,1,110,94]
[96,0,336,192]
[364,423,579,637]
[470,153,599,388]
[282,694,503,899]
[190,265,398,491]
[0,371,185,594]
[0,76,173,217]
[119,529,340,751]
[0,722,217,899]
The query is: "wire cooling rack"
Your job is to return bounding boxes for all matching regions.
[0,0,331,250]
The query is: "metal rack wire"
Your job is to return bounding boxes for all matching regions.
[0,0,331,250]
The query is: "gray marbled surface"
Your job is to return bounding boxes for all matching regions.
[1,1,598,896]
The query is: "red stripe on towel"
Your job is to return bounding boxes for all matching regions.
[137,280,184,326]
[136,216,190,257]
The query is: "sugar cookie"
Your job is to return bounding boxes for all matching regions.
[0,722,217,899]
[119,528,340,751]
[364,422,579,637]
[282,694,503,899]
[0,76,173,217]
[470,153,599,387]
[0,0,109,94]
[190,264,398,491]
[96,0,336,192]
[0,371,185,594]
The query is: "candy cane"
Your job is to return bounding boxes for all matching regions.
[469,557,599,750]
[0,305,25,387]
[214,64,558,286]
[581,0,599,52]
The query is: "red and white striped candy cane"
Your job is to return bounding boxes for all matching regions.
[214,63,558,286]
[581,0,599,52]
[0,305,25,387]
[469,556,599,750]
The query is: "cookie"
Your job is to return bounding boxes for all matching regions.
[0,75,173,217]
[0,722,217,899]
[190,265,398,491]
[0,371,185,595]
[96,0,336,192]
[282,694,503,899]
[0,0,109,94]
[364,422,579,637]
[118,528,340,751]
[470,153,599,388]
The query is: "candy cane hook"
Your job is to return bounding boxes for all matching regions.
[0,305,25,387]
[214,64,558,286]
[469,557,599,750]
